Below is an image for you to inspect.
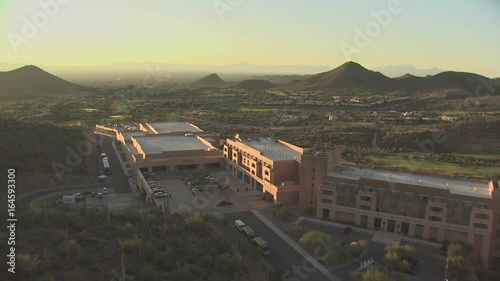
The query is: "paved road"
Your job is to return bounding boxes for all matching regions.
[225,211,332,281]
[99,136,132,194]
[18,134,133,210]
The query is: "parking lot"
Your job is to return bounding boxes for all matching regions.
[142,170,270,214]
[297,219,447,281]
[37,187,143,212]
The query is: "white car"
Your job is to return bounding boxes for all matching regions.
[152,187,165,193]
[97,192,103,199]
[154,192,168,198]
[72,192,84,199]
[102,187,108,194]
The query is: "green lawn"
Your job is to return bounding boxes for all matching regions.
[452,150,500,160]
[366,153,499,178]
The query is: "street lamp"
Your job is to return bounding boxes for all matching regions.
[445,257,449,281]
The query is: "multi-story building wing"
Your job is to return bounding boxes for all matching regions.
[224,135,304,205]
[223,134,342,208]
[318,165,500,266]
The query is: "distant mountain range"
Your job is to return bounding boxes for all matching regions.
[193,73,226,88]
[0,65,91,99]
[277,62,498,93]
[193,74,275,91]
[233,79,275,91]
[373,65,444,78]
[1,63,498,99]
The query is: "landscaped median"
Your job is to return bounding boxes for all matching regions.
[285,225,369,269]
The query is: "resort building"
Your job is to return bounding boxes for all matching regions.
[117,122,224,176]
[317,165,500,266]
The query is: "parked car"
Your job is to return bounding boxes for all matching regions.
[343,227,352,235]
[91,192,96,198]
[191,188,199,193]
[154,192,168,198]
[73,192,82,197]
[234,220,246,231]
[152,188,165,193]
[216,200,233,207]
[97,192,103,199]
[102,187,107,194]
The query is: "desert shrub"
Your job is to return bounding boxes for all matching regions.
[302,230,330,249]
[171,267,193,281]
[214,253,242,275]
[137,263,158,281]
[17,254,40,273]
[154,251,175,271]
[287,225,306,240]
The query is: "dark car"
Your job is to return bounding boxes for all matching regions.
[216,200,234,207]
[91,192,96,198]
[343,227,352,235]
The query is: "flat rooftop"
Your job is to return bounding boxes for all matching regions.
[147,122,203,134]
[237,137,302,162]
[134,135,213,154]
[121,131,147,141]
[327,165,491,199]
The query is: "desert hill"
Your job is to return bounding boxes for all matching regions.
[0,65,92,99]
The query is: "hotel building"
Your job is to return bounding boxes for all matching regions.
[223,134,500,266]
[318,165,500,266]
[117,122,224,176]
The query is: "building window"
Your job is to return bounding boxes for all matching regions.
[361,196,372,202]
[431,206,443,212]
[360,205,371,210]
[429,216,441,222]
[312,177,315,180]
[321,198,332,204]
[475,213,489,220]
[473,223,488,229]
[312,169,315,172]
[431,196,444,203]
[264,171,269,176]
[321,190,333,195]
[497,230,500,239]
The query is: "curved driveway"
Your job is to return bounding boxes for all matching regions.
[18,135,133,210]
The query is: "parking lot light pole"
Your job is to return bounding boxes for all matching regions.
[445,257,449,281]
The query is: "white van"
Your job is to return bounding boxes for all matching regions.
[241,226,255,238]
[252,237,270,256]
[234,220,245,231]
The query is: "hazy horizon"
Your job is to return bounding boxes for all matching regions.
[1,0,499,76]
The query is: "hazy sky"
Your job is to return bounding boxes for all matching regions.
[1,0,499,76]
